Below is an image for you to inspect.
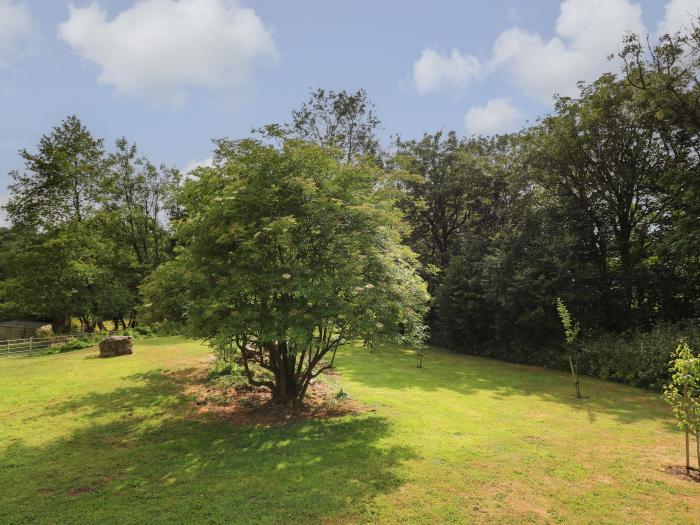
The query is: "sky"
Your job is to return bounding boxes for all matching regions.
[1,0,698,225]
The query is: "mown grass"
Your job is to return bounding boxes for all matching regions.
[0,337,698,524]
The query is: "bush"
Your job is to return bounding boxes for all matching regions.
[443,318,700,391]
[207,359,249,389]
[52,337,97,354]
[579,322,700,391]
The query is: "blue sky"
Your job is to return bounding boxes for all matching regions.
[0,0,696,225]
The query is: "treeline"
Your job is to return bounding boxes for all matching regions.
[1,26,699,386]
[0,117,179,332]
[398,28,700,381]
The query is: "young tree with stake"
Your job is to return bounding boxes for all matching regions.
[664,340,700,478]
[556,298,582,399]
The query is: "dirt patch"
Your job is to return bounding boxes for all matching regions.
[66,486,96,497]
[170,366,369,426]
[662,464,700,483]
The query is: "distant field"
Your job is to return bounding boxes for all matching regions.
[0,336,698,524]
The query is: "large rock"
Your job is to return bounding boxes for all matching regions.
[99,336,134,358]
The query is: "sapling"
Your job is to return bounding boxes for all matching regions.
[663,340,700,478]
[556,298,582,399]
[416,346,424,368]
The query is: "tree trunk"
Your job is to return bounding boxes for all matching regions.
[51,315,70,334]
[569,355,581,398]
[269,341,303,405]
[329,345,339,368]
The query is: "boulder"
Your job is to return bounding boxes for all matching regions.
[99,335,134,358]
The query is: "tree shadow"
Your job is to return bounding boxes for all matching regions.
[1,369,414,524]
[338,344,672,425]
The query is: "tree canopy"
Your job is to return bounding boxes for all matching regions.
[144,139,428,404]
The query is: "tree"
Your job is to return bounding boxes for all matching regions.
[4,115,106,230]
[146,139,428,405]
[531,75,673,329]
[394,132,485,274]
[3,223,136,332]
[101,138,178,270]
[262,88,381,163]
[1,117,173,331]
[664,340,700,478]
[620,24,700,320]
[557,298,582,399]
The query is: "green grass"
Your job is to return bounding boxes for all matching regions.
[0,337,698,524]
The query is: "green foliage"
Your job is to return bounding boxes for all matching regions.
[1,116,177,331]
[207,359,249,390]
[264,88,381,164]
[580,323,700,390]
[663,340,700,436]
[146,138,428,404]
[335,387,350,400]
[5,115,106,229]
[556,298,579,346]
[52,337,96,354]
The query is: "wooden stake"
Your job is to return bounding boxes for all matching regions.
[569,355,581,398]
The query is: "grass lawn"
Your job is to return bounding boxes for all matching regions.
[0,336,698,524]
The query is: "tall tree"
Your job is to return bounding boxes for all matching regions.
[102,137,179,270]
[620,23,700,317]
[530,74,673,327]
[145,139,428,405]
[4,115,106,230]
[393,133,510,288]
[263,88,381,163]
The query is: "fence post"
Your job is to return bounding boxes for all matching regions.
[29,337,33,357]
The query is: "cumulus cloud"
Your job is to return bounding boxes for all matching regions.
[412,47,481,94]
[464,98,524,135]
[184,156,214,173]
[658,0,700,36]
[491,0,644,103]
[0,0,37,66]
[58,0,279,108]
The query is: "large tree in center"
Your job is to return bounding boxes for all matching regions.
[146,139,428,405]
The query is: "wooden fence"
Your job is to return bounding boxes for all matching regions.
[0,334,81,359]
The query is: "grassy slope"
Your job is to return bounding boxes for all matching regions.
[0,337,697,524]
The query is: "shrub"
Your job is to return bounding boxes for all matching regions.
[207,359,251,390]
[579,322,700,391]
[52,337,97,354]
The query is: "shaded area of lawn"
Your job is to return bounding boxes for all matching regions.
[0,343,413,524]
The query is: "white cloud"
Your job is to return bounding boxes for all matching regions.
[464,98,524,135]
[0,0,37,66]
[491,0,644,103]
[412,47,481,94]
[184,156,213,173]
[58,0,279,108]
[658,0,700,36]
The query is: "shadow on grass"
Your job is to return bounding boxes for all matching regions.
[337,344,672,425]
[1,370,413,524]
